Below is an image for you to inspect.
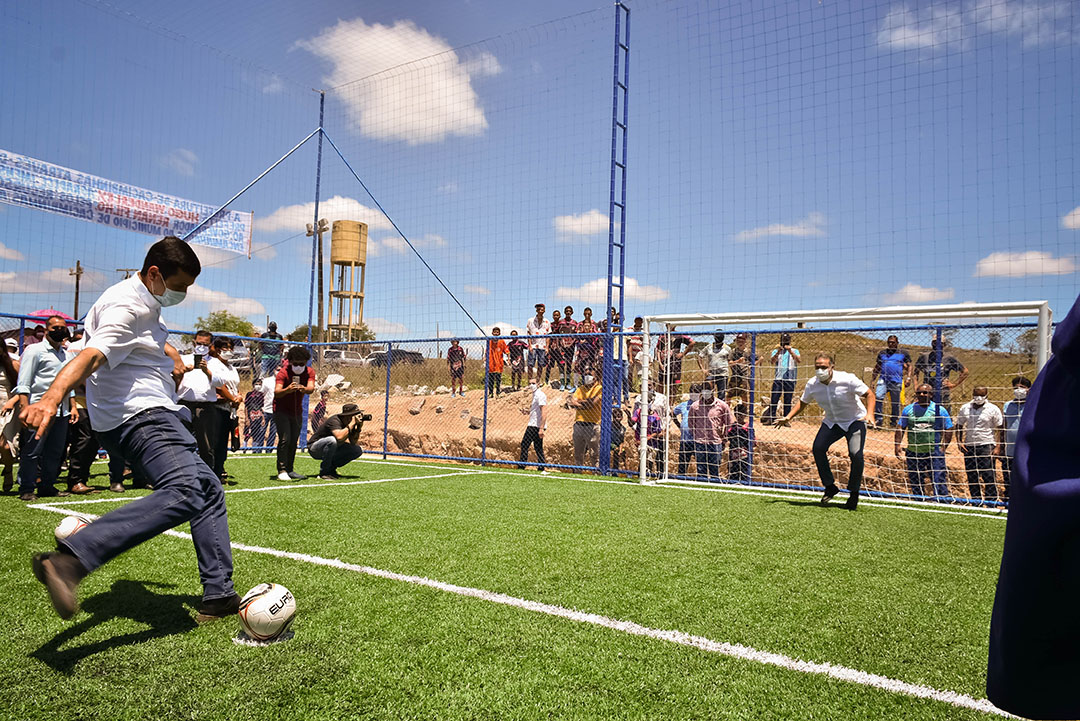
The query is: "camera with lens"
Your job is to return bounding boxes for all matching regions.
[361,413,373,421]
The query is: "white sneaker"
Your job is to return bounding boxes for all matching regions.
[540,470,550,475]
[288,471,306,480]
[277,471,291,482]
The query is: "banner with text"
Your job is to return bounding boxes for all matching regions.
[0,148,252,254]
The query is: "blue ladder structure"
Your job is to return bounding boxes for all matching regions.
[599,1,630,476]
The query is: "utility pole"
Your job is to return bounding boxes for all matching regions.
[70,260,83,318]
[306,218,329,343]
[116,267,139,279]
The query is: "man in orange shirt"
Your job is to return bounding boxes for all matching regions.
[486,327,508,398]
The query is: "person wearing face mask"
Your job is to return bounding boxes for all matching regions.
[697,331,731,400]
[689,381,735,481]
[517,381,548,473]
[274,345,315,481]
[953,386,1003,503]
[25,324,46,348]
[998,376,1030,505]
[176,330,224,473]
[21,237,241,623]
[208,337,242,483]
[671,383,701,477]
[2,315,77,500]
[895,383,954,499]
[775,353,875,510]
[568,371,602,472]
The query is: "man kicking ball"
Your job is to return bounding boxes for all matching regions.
[774,352,875,510]
[23,236,238,622]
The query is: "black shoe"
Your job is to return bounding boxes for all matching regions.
[19,492,36,501]
[36,487,70,498]
[820,485,840,506]
[319,472,340,480]
[844,496,859,511]
[109,482,126,493]
[195,593,241,624]
[32,552,87,620]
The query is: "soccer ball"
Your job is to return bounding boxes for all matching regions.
[238,583,296,642]
[54,514,91,542]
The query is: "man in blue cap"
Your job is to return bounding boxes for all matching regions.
[987,293,1080,719]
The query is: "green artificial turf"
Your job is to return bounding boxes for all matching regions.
[0,454,1006,720]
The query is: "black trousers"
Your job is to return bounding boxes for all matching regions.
[963,443,997,501]
[518,426,546,471]
[212,406,235,478]
[274,411,301,472]
[182,401,220,474]
[812,421,866,500]
[67,412,99,486]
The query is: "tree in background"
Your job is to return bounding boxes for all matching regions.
[288,323,374,343]
[985,331,1002,351]
[192,310,257,338]
[1017,328,1039,361]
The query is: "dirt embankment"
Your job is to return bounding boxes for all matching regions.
[313,387,989,498]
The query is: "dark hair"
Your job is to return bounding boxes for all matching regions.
[1012,376,1032,388]
[0,343,16,388]
[194,329,213,340]
[286,345,311,363]
[815,352,834,364]
[689,383,703,393]
[45,315,67,327]
[33,325,45,334]
[780,333,791,344]
[212,337,232,350]
[141,236,201,280]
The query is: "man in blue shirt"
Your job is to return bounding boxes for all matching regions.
[671,383,699,477]
[998,376,1030,505]
[1,315,75,500]
[870,335,911,428]
[895,383,953,498]
[761,333,800,424]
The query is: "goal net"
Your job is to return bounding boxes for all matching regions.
[633,302,1053,509]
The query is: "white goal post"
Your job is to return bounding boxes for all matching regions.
[637,301,1053,486]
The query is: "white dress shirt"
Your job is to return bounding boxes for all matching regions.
[83,275,182,432]
[799,370,870,431]
[260,375,276,414]
[208,356,239,407]
[176,354,223,403]
[955,401,1003,446]
[526,317,551,350]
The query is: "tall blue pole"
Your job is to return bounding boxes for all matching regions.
[481,337,490,466]
[383,342,392,459]
[306,92,325,344]
[747,331,758,485]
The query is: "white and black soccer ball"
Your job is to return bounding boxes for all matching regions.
[54,514,91,542]
[238,583,296,642]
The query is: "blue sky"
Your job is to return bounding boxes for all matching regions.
[0,0,1077,340]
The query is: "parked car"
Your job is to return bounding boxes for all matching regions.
[366,349,425,367]
[321,348,368,369]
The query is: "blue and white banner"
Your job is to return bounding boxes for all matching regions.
[0,148,252,254]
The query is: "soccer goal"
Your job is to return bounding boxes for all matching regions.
[634,301,1053,508]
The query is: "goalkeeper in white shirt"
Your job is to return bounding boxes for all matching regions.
[774,353,875,510]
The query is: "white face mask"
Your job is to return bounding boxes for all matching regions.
[194,344,209,356]
[689,393,700,403]
[815,368,831,383]
[150,273,186,307]
[701,390,714,401]
[972,395,987,406]
[1013,387,1028,400]
[528,383,537,392]
[291,364,306,375]
[583,375,595,386]
[219,351,233,361]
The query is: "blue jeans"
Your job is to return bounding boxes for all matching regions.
[18,414,70,495]
[875,382,902,427]
[906,450,949,498]
[677,439,696,476]
[308,436,364,475]
[764,379,796,423]
[695,441,723,481]
[62,407,235,601]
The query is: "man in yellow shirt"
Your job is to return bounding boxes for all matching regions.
[569,373,602,472]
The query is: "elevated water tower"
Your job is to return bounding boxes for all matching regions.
[328,220,368,342]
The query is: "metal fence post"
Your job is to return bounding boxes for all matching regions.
[481,337,490,466]
[747,331,757,486]
[382,341,392,459]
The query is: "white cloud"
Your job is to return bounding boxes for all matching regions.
[0,267,109,295]
[262,75,284,94]
[251,241,278,261]
[296,18,498,145]
[555,277,670,304]
[368,233,447,258]
[161,148,198,177]
[882,283,955,304]
[185,285,266,317]
[437,329,456,338]
[0,241,25,261]
[437,181,459,194]
[554,209,609,240]
[734,212,826,242]
[973,250,1076,277]
[478,321,525,337]
[877,0,1077,53]
[254,195,391,234]
[366,317,409,338]
[463,284,490,296]
[1062,206,1080,229]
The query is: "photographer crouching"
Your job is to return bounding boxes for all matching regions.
[306,403,370,479]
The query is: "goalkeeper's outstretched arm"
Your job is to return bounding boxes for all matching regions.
[775,398,808,427]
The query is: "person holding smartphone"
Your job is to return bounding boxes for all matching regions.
[307,403,367,479]
[273,345,314,481]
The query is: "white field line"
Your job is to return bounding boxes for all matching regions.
[27,471,476,507]
[27,500,1013,719]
